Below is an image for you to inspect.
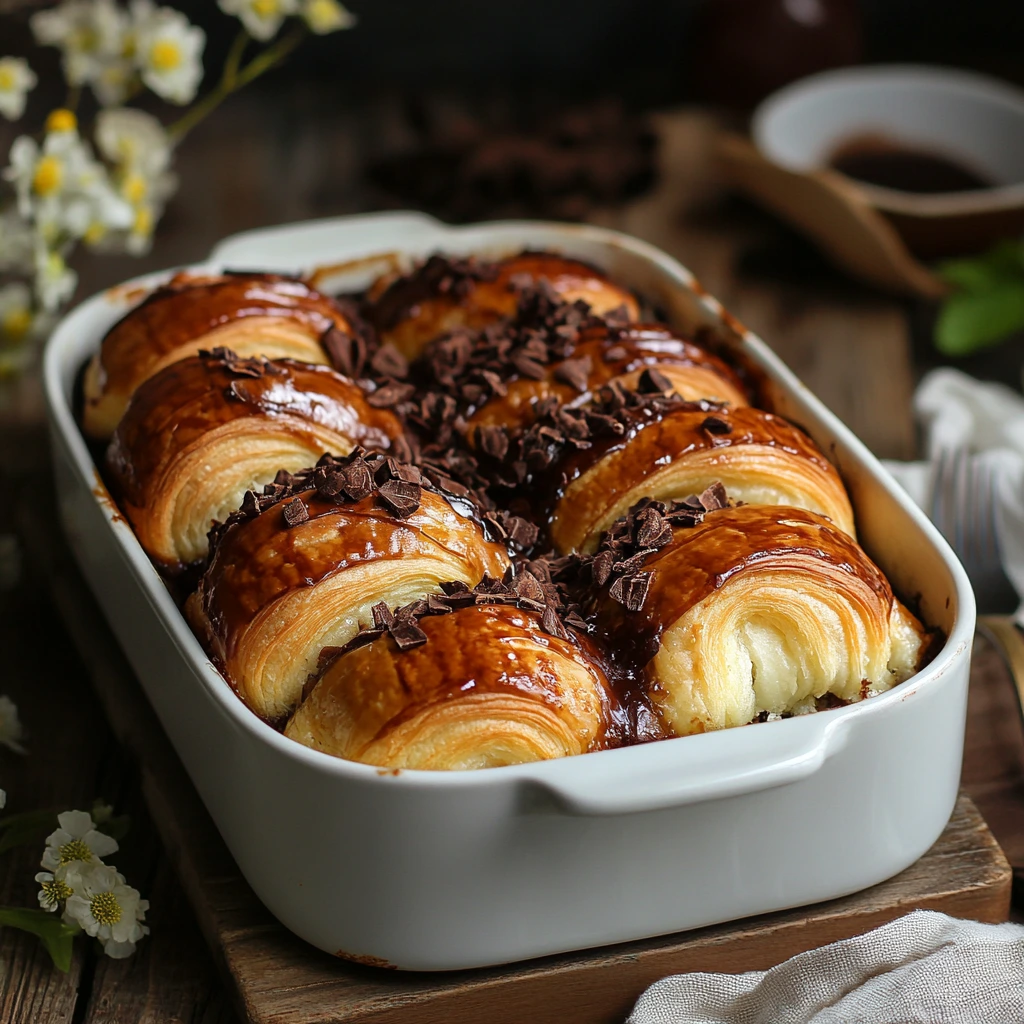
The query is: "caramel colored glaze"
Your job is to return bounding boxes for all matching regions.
[198,490,509,661]
[466,324,750,436]
[372,253,641,360]
[548,403,854,551]
[286,603,638,767]
[592,505,893,677]
[83,273,350,434]
[107,356,402,510]
[342,605,619,744]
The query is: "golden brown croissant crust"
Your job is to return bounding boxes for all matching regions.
[368,252,640,359]
[82,246,939,764]
[82,272,357,438]
[107,350,403,511]
[587,500,894,668]
[449,323,750,437]
[286,596,625,769]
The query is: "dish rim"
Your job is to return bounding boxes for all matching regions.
[42,213,976,797]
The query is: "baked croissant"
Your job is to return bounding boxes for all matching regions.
[188,450,511,721]
[83,272,359,439]
[286,591,621,770]
[106,350,404,569]
[542,391,855,553]
[591,500,926,737]
[369,252,640,360]
[465,323,750,439]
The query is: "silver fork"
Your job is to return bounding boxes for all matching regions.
[929,447,1018,615]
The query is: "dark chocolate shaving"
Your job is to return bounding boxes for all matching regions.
[701,415,732,436]
[377,478,422,518]
[282,498,308,528]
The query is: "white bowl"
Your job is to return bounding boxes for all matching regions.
[753,65,1024,220]
[44,213,975,970]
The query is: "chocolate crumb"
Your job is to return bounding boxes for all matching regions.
[701,415,732,436]
[553,355,593,393]
[636,367,673,394]
[321,326,365,379]
[377,479,422,518]
[282,498,309,528]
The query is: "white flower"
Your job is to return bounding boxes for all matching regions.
[301,0,355,34]
[30,0,130,95]
[0,209,34,271]
[135,5,205,104]
[219,0,300,42]
[0,693,25,753]
[4,117,133,251]
[41,809,118,872]
[0,58,37,121]
[34,242,78,312]
[63,861,149,958]
[95,107,173,179]
[35,870,75,912]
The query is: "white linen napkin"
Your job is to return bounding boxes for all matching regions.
[628,910,1024,1024]
[881,367,1024,622]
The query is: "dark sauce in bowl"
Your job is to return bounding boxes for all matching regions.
[828,134,995,194]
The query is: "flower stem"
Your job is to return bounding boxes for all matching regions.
[167,26,307,145]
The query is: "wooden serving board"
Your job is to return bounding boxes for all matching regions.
[26,510,1012,1024]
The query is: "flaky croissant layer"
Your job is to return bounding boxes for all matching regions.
[286,604,618,770]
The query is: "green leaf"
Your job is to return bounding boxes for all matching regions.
[938,239,1024,292]
[935,281,1024,356]
[0,907,80,972]
[0,809,58,855]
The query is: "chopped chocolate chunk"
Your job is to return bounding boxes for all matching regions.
[282,498,309,528]
[636,367,673,394]
[592,549,614,587]
[321,325,365,379]
[634,507,665,548]
[477,425,510,461]
[553,355,592,393]
[377,479,422,518]
[701,415,732,436]
[371,602,395,629]
[367,380,417,408]
[698,482,728,511]
[511,351,547,380]
[609,570,655,612]
[391,619,429,651]
[541,604,569,640]
[369,343,409,380]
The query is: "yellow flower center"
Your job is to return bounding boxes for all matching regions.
[89,890,122,926]
[58,838,92,864]
[2,308,32,343]
[70,26,99,54]
[84,221,107,246]
[253,0,281,17]
[0,67,15,91]
[33,156,64,197]
[150,39,182,72]
[133,206,153,238]
[45,109,78,133]
[39,877,73,909]
[122,173,148,205]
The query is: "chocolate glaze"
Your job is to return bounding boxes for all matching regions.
[368,252,640,356]
[107,354,403,510]
[590,505,893,679]
[91,272,350,395]
[467,323,749,435]
[331,603,627,750]
[198,489,508,662]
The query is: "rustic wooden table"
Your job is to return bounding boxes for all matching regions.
[0,97,1021,1022]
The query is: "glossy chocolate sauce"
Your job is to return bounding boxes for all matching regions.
[829,135,994,194]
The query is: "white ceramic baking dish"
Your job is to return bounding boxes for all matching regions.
[44,212,975,971]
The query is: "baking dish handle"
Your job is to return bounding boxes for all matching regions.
[530,716,850,816]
